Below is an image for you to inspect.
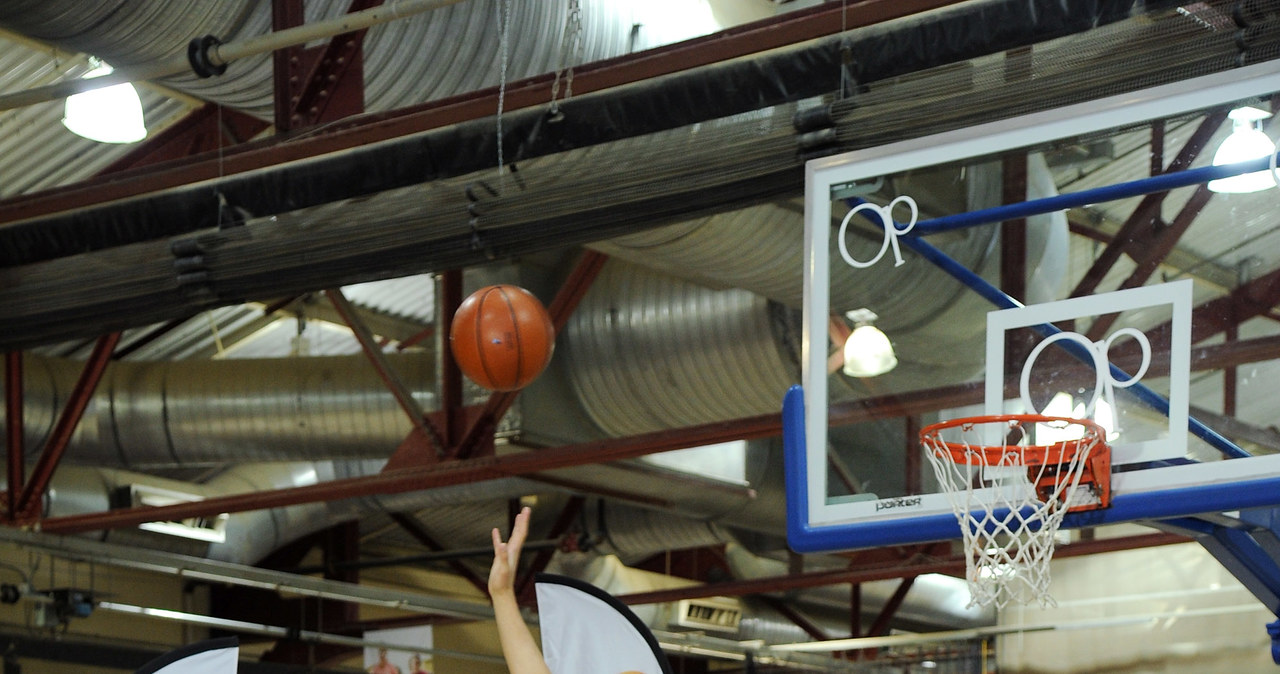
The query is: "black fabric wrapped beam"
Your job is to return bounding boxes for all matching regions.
[0,0,1161,268]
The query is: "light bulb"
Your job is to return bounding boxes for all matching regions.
[1208,107,1275,194]
[62,63,147,144]
[842,324,897,377]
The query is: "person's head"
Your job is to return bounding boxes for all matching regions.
[409,654,420,669]
[377,648,390,662]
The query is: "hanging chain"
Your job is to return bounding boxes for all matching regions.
[496,0,513,176]
[549,0,583,119]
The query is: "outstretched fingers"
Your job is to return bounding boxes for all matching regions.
[490,506,532,597]
[507,506,531,561]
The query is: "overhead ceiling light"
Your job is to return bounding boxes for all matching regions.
[842,308,897,377]
[62,61,147,144]
[1207,106,1275,194]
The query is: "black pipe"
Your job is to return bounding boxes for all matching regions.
[288,539,562,575]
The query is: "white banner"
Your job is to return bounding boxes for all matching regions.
[536,574,671,674]
[134,637,238,674]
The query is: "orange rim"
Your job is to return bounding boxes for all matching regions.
[920,414,1108,467]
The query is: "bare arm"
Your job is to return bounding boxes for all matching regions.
[490,506,552,674]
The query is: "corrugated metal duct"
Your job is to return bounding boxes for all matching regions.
[16,353,435,467]
[0,0,657,119]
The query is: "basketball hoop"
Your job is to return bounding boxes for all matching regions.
[920,414,1112,608]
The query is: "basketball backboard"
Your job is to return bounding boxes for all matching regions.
[787,58,1280,555]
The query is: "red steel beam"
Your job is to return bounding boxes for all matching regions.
[37,407,784,534]
[272,0,307,131]
[1070,110,1227,299]
[1085,183,1216,341]
[1111,266,1280,364]
[848,576,915,659]
[97,103,269,176]
[614,533,1188,605]
[760,595,832,642]
[850,582,862,643]
[15,332,121,518]
[325,287,443,461]
[1001,153,1028,305]
[292,0,376,127]
[866,577,914,638]
[4,352,23,520]
[275,0,377,131]
[34,327,1280,534]
[0,0,963,227]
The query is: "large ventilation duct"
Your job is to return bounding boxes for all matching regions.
[13,353,438,467]
[561,260,799,438]
[0,3,1238,352]
[0,0,676,120]
[574,154,1068,430]
[0,0,1155,649]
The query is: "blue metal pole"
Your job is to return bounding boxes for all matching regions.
[909,154,1278,236]
[845,198,1249,459]
[897,231,1250,460]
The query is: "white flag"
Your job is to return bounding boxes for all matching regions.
[134,636,239,674]
[535,574,671,674]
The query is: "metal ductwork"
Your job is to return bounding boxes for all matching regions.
[0,0,658,119]
[0,0,1203,352]
[561,260,800,438]
[2,0,1234,654]
[14,353,438,467]
[0,142,1065,638]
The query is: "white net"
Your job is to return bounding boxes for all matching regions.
[921,415,1108,609]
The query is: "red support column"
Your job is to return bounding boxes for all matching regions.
[1225,322,1238,417]
[904,414,922,495]
[274,0,377,132]
[272,0,307,132]
[4,352,23,521]
[438,270,464,449]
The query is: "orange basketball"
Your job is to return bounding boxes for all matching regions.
[449,285,555,391]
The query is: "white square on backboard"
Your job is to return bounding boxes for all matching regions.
[984,280,1191,465]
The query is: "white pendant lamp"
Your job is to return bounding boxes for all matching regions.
[842,309,897,378]
[62,62,147,144]
[1207,106,1275,194]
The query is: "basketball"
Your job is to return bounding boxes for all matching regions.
[449,284,556,391]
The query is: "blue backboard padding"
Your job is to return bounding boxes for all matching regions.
[782,385,1280,554]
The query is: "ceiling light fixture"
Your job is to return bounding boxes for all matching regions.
[1207,106,1275,194]
[842,308,897,377]
[62,60,147,144]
